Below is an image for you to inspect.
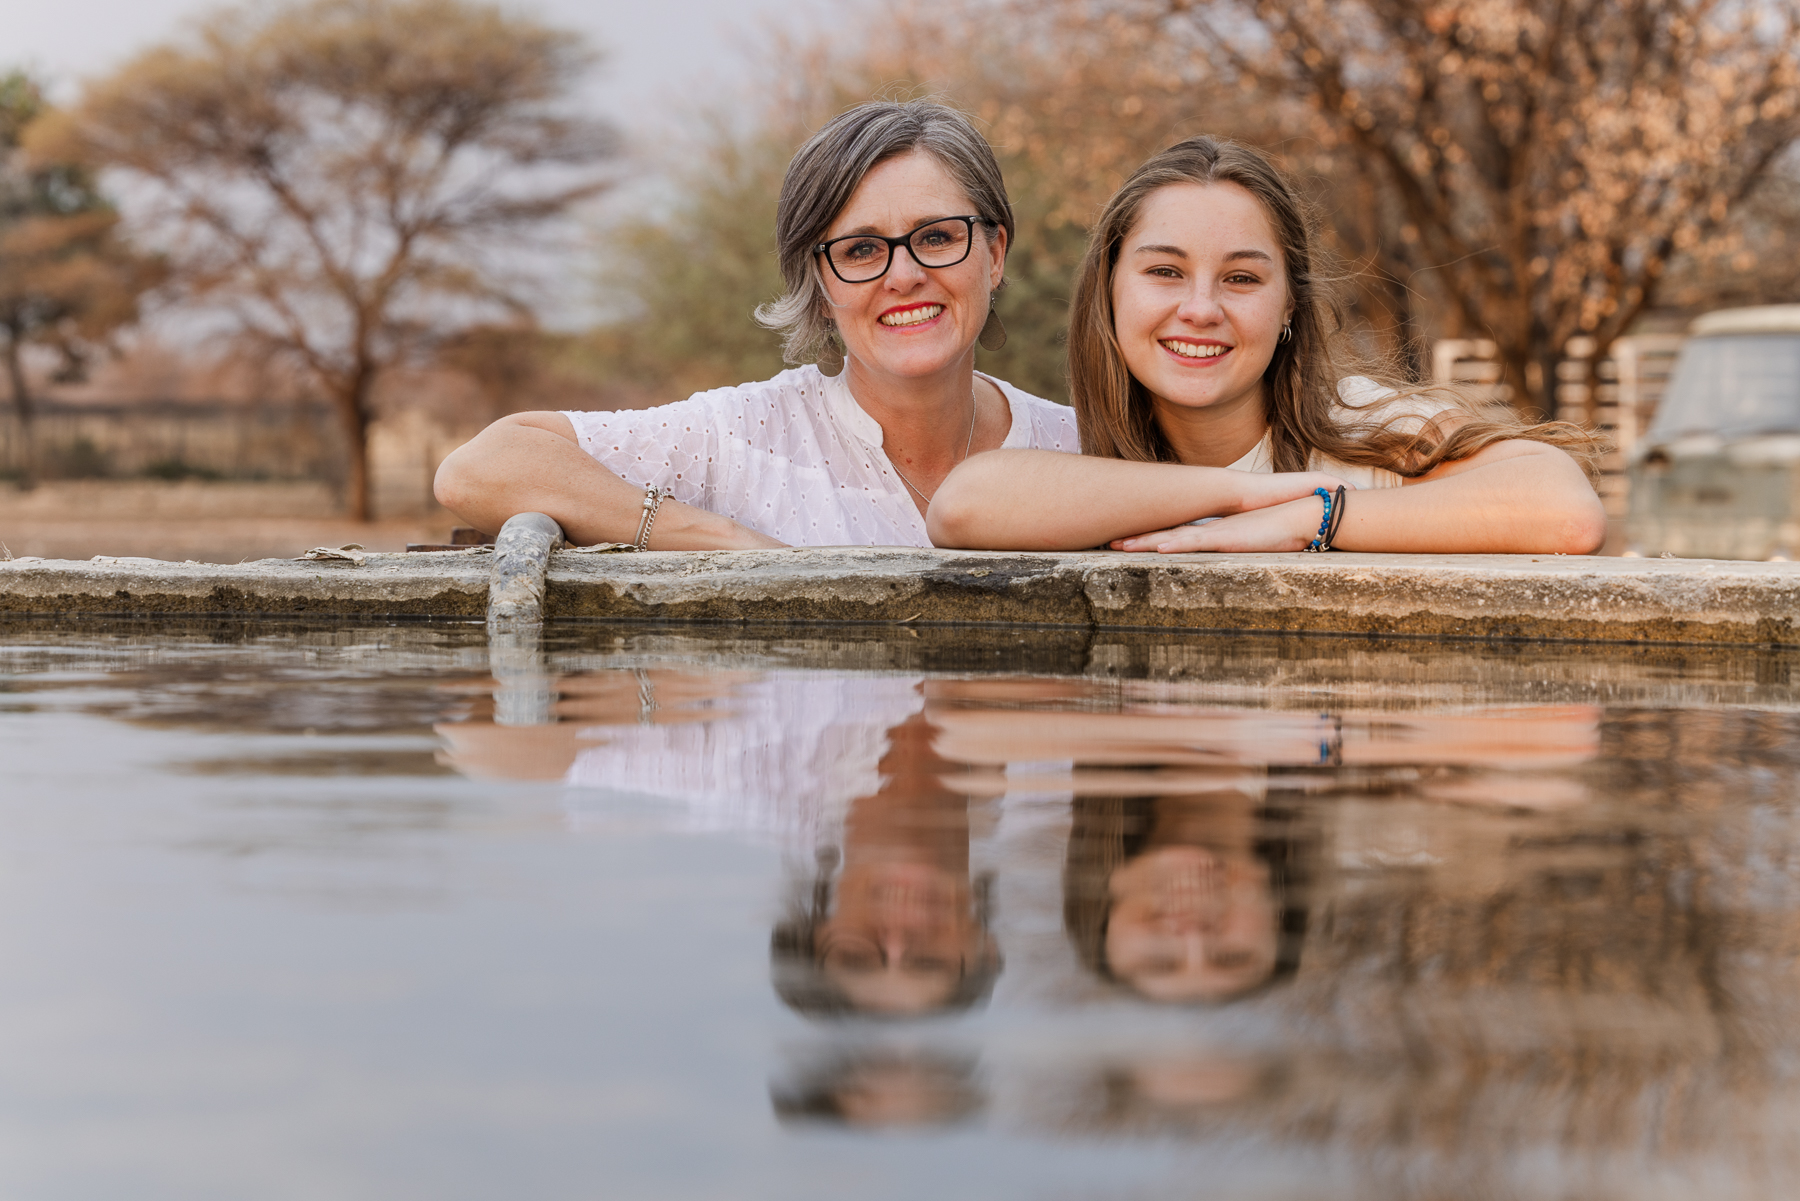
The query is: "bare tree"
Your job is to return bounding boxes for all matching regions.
[33,0,615,518]
[0,71,159,484]
[1159,0,1800,415]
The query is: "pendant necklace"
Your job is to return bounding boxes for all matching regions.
[891,385,978,504]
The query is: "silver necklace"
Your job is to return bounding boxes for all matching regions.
[890,385,978,504]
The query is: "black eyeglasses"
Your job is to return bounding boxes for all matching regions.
[815,215,997,284]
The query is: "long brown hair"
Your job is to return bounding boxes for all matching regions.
[1067,136,1602,477]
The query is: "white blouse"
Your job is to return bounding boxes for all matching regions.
[561,673,928,852]
[562,365,1080,546]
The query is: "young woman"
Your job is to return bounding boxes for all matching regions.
[927,136,1609,554]
[1063,791,1310,1004]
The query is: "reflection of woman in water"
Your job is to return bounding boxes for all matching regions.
[441,668,1002,1019]
[771,1048,984,1128]
[772,711,1002,1018]
[1063,791,1309,1002]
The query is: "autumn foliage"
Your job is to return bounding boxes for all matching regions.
[595,0,1800,419]
[1171,0,1800,411]
[0,72,160,480]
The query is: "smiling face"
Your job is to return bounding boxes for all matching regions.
[1103,844,1279,1003]
[813,859,987,1015]
[817,150,1007,388]
[1109,181,1292,438]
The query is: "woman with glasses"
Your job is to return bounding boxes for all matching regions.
[435,102,1339,548]
[926,136,1609,554]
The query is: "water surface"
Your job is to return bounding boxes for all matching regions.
[3,620,1798,1200]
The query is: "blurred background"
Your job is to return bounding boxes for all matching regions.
[2,0,1798,560]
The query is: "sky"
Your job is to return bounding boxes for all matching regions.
[1,0,828,328]
[0,0,817,122]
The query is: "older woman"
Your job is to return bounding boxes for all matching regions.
[436,101,1093,548]
[927,136,1609,554]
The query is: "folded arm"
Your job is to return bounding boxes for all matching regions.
[926,449,1349,550]
[433,412,785,549]
[1113,440,1607,554]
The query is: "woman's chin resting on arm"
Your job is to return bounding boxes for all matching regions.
[931,134,1609,558]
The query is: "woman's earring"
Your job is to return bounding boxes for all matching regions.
[1279,320,1293,344]
[818,320,845,374]
[979,297,1008,351]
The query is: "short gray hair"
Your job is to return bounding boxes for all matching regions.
[754,100,1015,366]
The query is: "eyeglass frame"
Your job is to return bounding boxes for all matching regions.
[814,215,999,284]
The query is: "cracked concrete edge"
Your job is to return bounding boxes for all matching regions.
[5,547,1800,645]
[0,552,491,619]
[541,549,1800,644]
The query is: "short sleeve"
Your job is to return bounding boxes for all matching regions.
[1333,376,1452,436]
[1316,376,1458,488]
[561,391,736,508]
[993,382,1082,453]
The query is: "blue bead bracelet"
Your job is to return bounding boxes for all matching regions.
[1304,485,1346,553]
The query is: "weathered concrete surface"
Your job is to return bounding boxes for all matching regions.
[0,551,491,618]
[6,546,1800,645]
[546,547,1800,645]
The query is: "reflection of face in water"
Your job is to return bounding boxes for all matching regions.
[1065,792,1306,1003]
[772,713,1002,1018]
[815,859,989,1014]
[1105,844,1278,1002]
[771,1050,984,1129]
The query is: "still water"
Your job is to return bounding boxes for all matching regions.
[3,620,1799,1200]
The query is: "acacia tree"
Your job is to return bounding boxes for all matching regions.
[1164,0,1800,415]
[33,0,615,518]
[0,71,158,482]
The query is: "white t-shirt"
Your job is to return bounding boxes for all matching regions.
[561,365,1079,546]
[1226,377,1454,489]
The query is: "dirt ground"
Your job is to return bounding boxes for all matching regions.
[1,518,454,564]
[1,481,458,563]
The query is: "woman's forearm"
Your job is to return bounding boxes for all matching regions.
[434,413,784,549]
[927,449,1344,550]
[1334,446,1606,553]
[1114,442,1607,555]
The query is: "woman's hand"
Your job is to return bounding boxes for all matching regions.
[1112,493,1328,553]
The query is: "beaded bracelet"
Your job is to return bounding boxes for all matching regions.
[633,485,667,551]
[1303,485,1347,552]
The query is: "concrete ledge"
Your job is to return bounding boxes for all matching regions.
[5,547,1800,645]
[0,551,491,619]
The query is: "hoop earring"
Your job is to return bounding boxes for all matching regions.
[1279,320,1293,344]
[979,304,1008,351]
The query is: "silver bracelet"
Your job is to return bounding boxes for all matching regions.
[633,486,666,551]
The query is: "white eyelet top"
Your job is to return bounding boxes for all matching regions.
[561,673,927,851]
[561,365,1079,546]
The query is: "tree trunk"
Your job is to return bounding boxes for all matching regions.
[3,327,35,489]
[336,377,372,522]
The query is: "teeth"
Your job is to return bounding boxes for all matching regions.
[1162,341,1229,358]
[880,305,944,327]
